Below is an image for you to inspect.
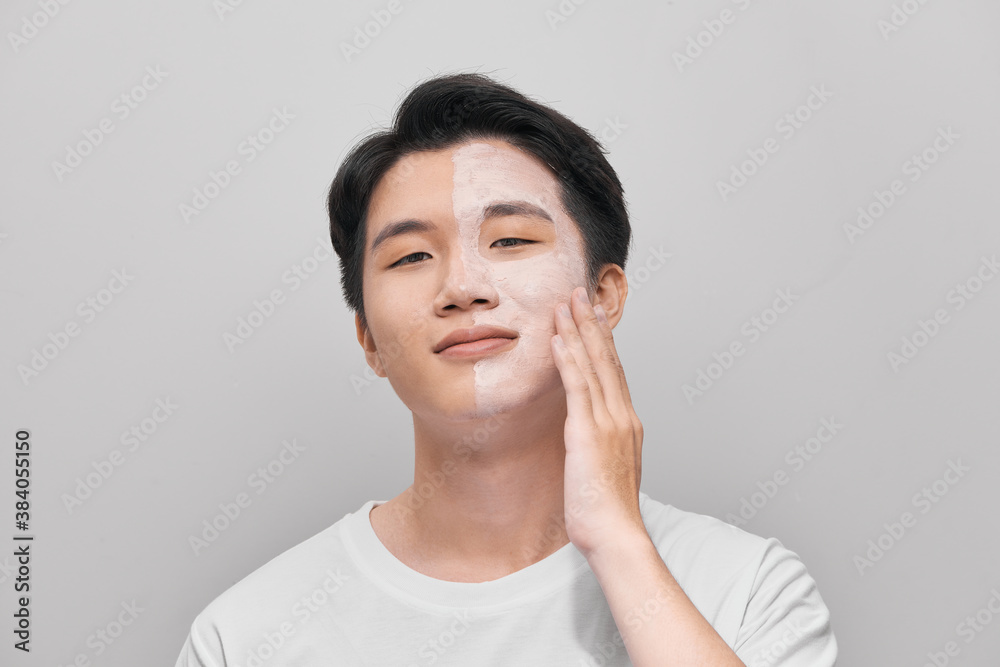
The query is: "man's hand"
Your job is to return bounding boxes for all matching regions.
[550,285,745,666]
[551,285,646,558]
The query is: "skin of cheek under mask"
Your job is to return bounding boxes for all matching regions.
[450,142,589,418]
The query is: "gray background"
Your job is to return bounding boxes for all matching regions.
[2,0,999,665]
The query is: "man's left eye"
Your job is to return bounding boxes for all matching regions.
[491,238,534,248]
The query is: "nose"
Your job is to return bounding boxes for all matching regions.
[433,245,499,315]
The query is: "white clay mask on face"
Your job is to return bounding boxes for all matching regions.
[450,141,588,417]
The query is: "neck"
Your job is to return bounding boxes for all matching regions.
[371,387,571,582]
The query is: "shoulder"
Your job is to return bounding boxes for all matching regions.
[639,491,768,571]
[178,504,364,664]
[637,491,777,620]
[637,492,837,665]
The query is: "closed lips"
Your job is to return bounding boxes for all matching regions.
[434,326,518,353]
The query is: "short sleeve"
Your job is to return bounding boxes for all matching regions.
[733,538,838,666]
[174,615,224,667]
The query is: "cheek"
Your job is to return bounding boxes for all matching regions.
[367,287,427,372]
[485,252,586,335]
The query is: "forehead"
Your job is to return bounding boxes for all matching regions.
[367,139,565,225]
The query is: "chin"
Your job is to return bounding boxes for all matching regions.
[472,369,563,417]
[399,366,562,423]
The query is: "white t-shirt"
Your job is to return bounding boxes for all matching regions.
[174,491,837,666]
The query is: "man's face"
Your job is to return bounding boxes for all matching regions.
[359,138,589,421]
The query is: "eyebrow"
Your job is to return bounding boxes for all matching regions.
[481,200,553,224]
[368,200,553,257]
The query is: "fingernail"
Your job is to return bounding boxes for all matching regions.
[575,287,588,303]
[594,304,607,323]
[558,303,571,318]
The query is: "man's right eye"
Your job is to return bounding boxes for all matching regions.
[390,252,430,268]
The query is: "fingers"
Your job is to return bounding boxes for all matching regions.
[556,286,630,419]
[554,286,644,492]
[552,309,602,428]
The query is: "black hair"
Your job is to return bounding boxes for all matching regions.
[326,71,631,331]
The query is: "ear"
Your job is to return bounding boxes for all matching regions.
[592,264,628,329]
[355,312,387,378]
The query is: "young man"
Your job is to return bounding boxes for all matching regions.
[175,73,837,666]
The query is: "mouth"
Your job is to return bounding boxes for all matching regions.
[437,336,518,359]
[434,325,519,358]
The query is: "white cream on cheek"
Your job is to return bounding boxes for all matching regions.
[450,142,588,417]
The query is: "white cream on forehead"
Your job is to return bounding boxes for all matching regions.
[450,141,587,417]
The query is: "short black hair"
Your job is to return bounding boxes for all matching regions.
[326,71,631,331]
